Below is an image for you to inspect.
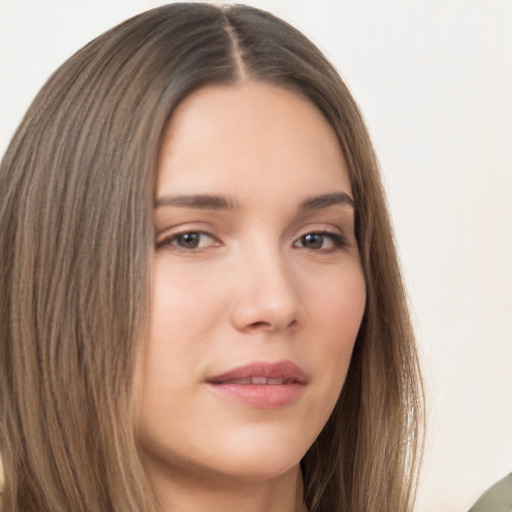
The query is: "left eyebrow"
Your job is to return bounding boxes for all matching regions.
[154,194,237,210]
[299,192,354,212]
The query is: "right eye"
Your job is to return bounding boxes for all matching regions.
[157,231,218,251]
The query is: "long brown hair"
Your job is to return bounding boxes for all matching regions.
[0,4,423,511]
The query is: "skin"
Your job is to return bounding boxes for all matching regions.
[137,81,366,512]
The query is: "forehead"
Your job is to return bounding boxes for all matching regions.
[157,81,351,201]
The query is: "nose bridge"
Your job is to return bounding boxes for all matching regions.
[231,235,299,332]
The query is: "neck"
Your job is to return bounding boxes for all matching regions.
[148,463,308,512]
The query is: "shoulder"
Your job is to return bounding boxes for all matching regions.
[468,473,512,512]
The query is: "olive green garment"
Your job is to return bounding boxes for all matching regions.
[468,473,512,512]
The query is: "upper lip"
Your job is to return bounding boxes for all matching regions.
[206,360,308,385]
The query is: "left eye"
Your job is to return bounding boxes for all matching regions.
[160,231,217,250]
[294,232,345,251]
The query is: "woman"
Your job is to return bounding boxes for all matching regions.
[0,3,424,511]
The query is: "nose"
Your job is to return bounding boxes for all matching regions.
[230,246,299,334]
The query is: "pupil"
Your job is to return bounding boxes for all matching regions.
[179,232,200,248]
[303,233,323,249]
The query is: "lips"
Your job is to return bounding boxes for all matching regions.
[217,376,294,385]
[207,360,308,384]
[206,361,308,409]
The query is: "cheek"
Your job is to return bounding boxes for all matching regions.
[303,265,366,394]
[306,262,366,341]
[142,260,220,409]
[150,258,226,342]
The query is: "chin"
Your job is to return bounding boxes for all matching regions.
[212,419,316,473]
[214,446,305,482]
[140,423,312,485]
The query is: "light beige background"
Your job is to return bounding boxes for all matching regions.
[1,1,511,510]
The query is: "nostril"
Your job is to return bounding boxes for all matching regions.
[248,321,272,330]
[246,318,297,332]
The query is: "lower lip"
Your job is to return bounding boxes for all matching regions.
[207,383,305,409]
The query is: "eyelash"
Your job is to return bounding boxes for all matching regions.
[156,231,219,251]
[293,231,348,252]
[156,229,348,253]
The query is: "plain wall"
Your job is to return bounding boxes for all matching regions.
[1,1,511,510]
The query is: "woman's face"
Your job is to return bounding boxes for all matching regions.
[137,82,366,486]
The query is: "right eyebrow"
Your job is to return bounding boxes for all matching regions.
[299,192,355,211]
[154,194,238,210]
